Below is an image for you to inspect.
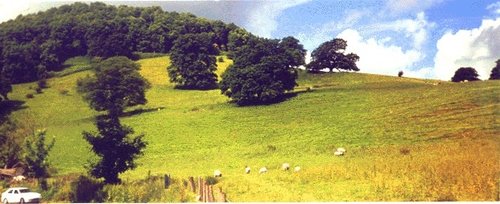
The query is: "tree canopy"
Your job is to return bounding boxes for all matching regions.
[451,67,480,82]
[0,74,12,101]
[489,59,499,80]
[167,33,219,89]
[78,56,150,116]
[307,38,360,73]
[83,116,146,184]
[0,2,243,83]
[220,36,306,105]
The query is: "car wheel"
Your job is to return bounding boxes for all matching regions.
[19,198,24,204]
[2,198,7,204]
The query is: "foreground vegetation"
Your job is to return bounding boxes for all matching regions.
[1,55,499,201]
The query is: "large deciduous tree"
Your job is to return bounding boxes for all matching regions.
[167,33,219,90]
[78,56,150,116]
[83,116,146,184]
[24,129,55,178]
[489,59,499,80]
[307,38,360,73]
[220,36,306,105]
[451,67,480,82]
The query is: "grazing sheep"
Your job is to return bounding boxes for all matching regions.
[245,166,251,174]
[214,170,222,177]
[294,166,301,172]
[334,151,344,156]
[336,147,346,153]
[13,175,25,182]
[259,167,268,174]
[281,163,290,171]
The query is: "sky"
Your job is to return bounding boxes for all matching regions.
[1,0,499,80]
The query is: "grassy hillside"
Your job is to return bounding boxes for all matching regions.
[6,55,499,201]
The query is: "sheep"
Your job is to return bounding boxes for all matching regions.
[259,167,268,174]
[245,166,251,174]
[214,169,222,177]
[336,147,346,153]
[281,163,290,171]
[13,175,25,182]
[334,151,344,156]
[294,166,301,172]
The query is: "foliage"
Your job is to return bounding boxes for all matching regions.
[489,59,499,80]
[83,116,147,184]
[307,38,360,73]
[24,129,56,178]
[78,56,151,116]
[451,67,480,82]
[0,119,21,168]
[167,33,219,89]
[0,2,243,83]
[398,71,404,77]
[70,175,105,202]
[220,36,306,105]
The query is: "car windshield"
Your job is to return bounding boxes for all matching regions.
[19,189,31,193]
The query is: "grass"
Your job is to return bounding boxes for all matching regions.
[4,55,499,201]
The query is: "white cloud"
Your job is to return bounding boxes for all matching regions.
[337,29,422,76]
[0,0,36,23]
[245,0,312,38]
[487,2,500,14]
[385,0,445,14]
[433,18,500,80]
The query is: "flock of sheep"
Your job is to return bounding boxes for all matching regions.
[213,147,346,177]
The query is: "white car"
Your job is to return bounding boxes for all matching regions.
[1,187,41,203]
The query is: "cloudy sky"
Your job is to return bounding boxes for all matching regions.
[1,0,499,80]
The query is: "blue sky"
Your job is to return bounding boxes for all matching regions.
[1,0,499,80]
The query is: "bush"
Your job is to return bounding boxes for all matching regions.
[35,87,43,94]
[37,79,48,89]
[398,71,404,77]
[205,176,218,185]
[26,93,34,99]
[70,175,105,203]
[218,57,224,62]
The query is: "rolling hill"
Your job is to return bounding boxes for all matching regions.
[4,55,499,201]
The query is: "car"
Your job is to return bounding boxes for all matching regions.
[1,187,41,204]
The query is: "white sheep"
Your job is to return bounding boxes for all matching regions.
[214,169,222,177]
[281,163,290,171]
[334,151,344,156]
[245,166,251,174]
[294,166,301,172]
[13,175,26,182]
[259,167,268,174]
[336,147,346,153]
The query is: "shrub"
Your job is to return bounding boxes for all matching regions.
[70,175,105,203]
[398,71,404,77]
[218,57,224,62]
[205,176,218,185]
[26,93,34,99]
[35,87,43,94]
[37,79,48,89]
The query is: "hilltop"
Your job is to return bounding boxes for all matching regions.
[3,55,498,201]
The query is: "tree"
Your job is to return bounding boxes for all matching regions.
[220,37,306,105]
[78,56,150,116]
[0,74,12,101]
[489,59,499,80]
[167,33,219,90]
[0,120,21,168]
[398,71,404,77]
[24,129,55,178]
[451,67,480,82]
[307,38,360,73]
[83,116,146,184]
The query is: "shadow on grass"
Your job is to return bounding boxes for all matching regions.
[0,100,27,123]
[231,92,300,107]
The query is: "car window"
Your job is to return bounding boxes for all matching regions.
[19,189,30,193]
[14,190,18,194]
[7,190,12,193]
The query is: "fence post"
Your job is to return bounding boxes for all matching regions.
[164,174,171,189]
[188,176,196,193]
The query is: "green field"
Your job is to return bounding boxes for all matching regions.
[6,55,499,201]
